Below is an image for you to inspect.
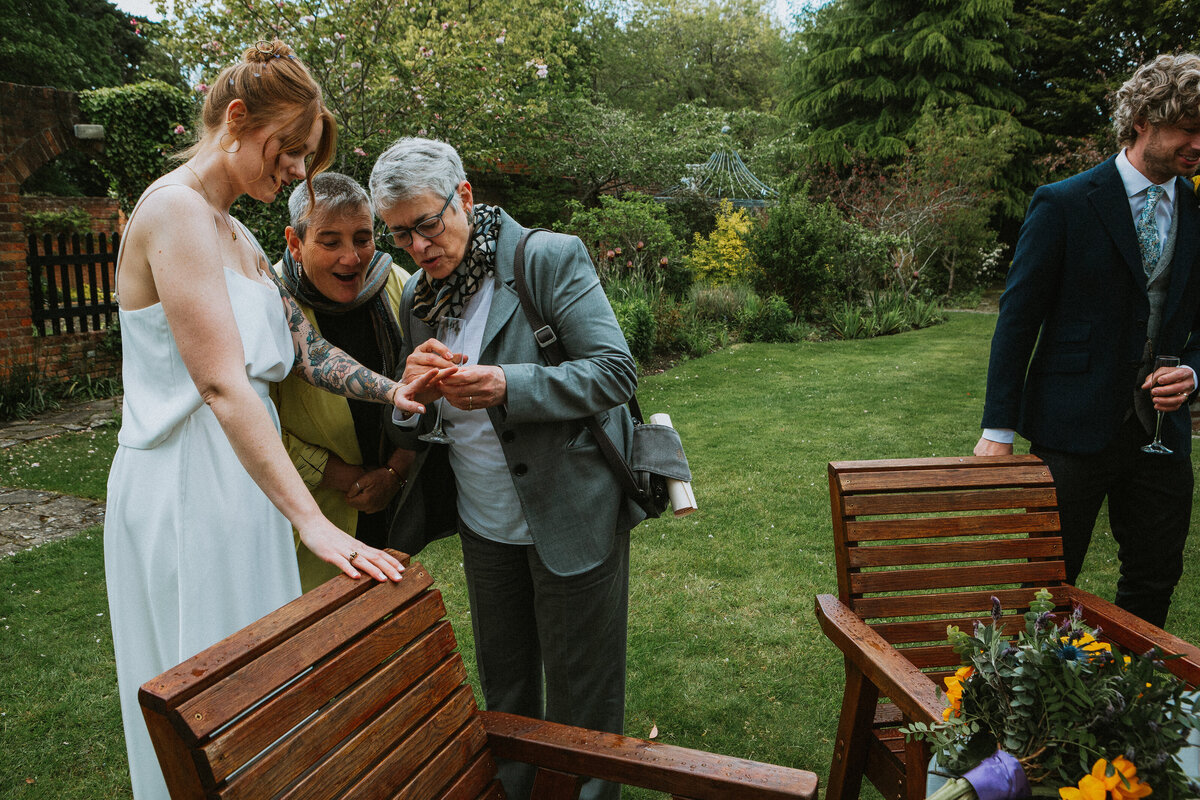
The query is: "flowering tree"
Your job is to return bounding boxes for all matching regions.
[161,0,586,177]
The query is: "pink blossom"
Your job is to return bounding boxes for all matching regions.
[173,125,185,134]
[614,247,622,255]
[626,260,633,268]
[300,15,315,23]
[194,83,208,94]
[353,147,367,157]
[536,64,549,79]
[636,241,645,250]
[441,21,449,29]
[334,32,346,41]
[659,257,669,266]
[605,250,615,259]
[350,61,362,69]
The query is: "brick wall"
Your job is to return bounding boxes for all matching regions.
[0,82,119,387]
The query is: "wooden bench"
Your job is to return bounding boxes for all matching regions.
[815,455,1200,800]
[139,554,820,800]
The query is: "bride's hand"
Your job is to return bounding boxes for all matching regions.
[298,519,404,581]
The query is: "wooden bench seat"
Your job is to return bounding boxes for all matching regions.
[139,554,820,800]
[815,455,1200,800]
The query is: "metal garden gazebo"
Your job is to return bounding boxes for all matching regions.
[658,133,778,208]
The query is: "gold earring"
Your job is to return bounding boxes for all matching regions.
[219,132,239,153]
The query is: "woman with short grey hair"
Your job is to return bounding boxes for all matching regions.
[371,137,643,800]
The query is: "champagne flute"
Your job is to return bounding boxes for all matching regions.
[1141,355,1181,455]
[418,316,465,445]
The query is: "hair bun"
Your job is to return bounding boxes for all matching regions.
[245,39,295,64]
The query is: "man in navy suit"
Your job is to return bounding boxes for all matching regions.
[975,53,1200,628]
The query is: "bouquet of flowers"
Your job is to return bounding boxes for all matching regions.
[902,590,1200,800]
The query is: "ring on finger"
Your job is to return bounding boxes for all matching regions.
[468,395,474,411]
[348,550,359,561]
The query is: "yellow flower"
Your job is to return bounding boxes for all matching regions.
[1060,758,1154,800]
[942,666,974,720]
[1060,630,1113,662]
[1059,773,1108,800]
[1110,756,1153,799]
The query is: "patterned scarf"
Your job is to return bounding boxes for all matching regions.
[279,248,404,379]
[411,204,502,325]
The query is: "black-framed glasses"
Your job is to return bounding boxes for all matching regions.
[377,190,455,249]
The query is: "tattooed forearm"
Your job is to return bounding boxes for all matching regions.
[274,277,398,403]
[303,343,398,402]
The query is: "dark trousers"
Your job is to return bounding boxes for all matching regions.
[1031,414,1192,628]
[459,525,630,800]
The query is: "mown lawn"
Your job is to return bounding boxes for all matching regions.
[4,311,1200,798]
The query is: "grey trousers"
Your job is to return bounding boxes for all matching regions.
[459,524,630,800]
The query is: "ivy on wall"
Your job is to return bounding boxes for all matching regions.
[80,80,195,212]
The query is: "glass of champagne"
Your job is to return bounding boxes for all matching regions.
[418,316,465,445]
[1141,355,1181,455]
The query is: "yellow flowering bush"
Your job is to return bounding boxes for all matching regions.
[905,590,1200,800]
[686,199,757,285]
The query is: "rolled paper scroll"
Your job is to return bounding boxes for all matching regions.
[648,413,697,517]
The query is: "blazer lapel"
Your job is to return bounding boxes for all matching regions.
[480,210,525,358]
[1088,156,1147,293]
[1162,177,1200,326]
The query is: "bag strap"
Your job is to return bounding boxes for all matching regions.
[512,229,645,502]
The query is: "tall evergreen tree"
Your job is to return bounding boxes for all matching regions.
[1010,0,1104,147]
[786,0,1028,165]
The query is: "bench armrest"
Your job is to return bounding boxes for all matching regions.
[814,594,944,725]
[1064,586,1200,686]
[478,711,819,800]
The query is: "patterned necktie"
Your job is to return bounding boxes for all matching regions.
[1137,185,1165,276]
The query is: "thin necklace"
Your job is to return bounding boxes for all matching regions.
[183,163,238,242]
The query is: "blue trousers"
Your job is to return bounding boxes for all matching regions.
[459,525,630,800]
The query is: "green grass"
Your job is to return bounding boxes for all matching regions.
[4,311,1200,797]
[1,426,117,500]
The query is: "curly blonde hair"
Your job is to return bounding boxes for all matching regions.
[1112,53,1200,146]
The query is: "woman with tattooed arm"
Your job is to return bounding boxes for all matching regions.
[102,40,450,800]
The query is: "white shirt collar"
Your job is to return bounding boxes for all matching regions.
[1117,148,1177,205]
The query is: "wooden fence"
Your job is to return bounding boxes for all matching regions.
[26,231,119,335]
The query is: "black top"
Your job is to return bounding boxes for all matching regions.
[315,303,389,548]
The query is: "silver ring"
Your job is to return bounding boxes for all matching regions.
[354,481,361,491]
[348,550,358,561]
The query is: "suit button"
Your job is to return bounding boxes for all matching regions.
[502,430,515,443]
[514,464,528,476]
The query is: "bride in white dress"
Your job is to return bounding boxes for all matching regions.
[103,40,449,800]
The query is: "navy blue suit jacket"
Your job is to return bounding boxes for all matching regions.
[981,155,1200,458]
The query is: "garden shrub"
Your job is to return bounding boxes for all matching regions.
[738,293,794,343]
[748,191,892,320]
[686,199,757,285]
[22,207,93,236]
[828,302,872,340]
[651,296,728,357]
[609,295,656,360]
[80,81,196,213]
[691,282,754,324]
[557,194,686,292]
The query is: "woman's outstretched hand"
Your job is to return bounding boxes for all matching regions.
[402,338,468,405]
[299,519,405,582]
[391,365,456,414]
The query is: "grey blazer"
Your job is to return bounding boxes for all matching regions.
[386,208,645,576]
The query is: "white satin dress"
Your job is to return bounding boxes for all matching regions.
[104,267,302,799]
